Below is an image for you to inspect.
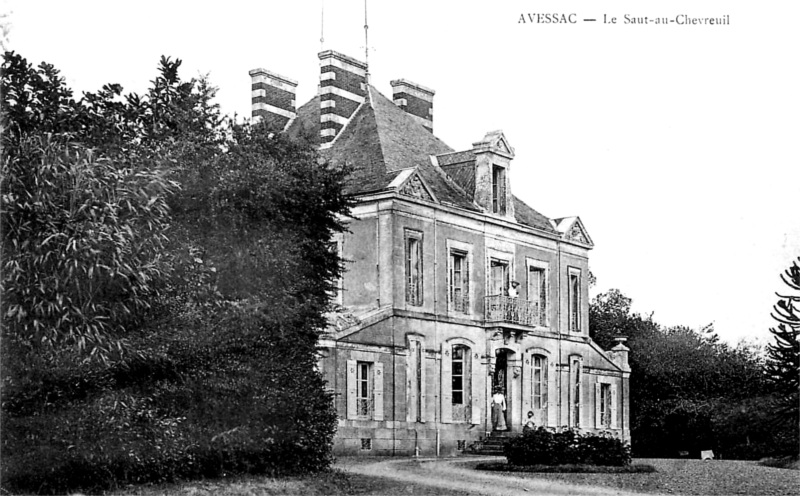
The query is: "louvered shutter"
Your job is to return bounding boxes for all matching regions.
[595,383,603,429]
[522,353,532,421]
[406,240,412,303]
[441,343,452,423]
[540,269,548,326]
[610,384,618,429]
[373,362,384,421]
[547,361,557,426]
[346,360,357,419]
[470,350,482,424]
[419,345,427,422]
[463,256,470,312]
[407,342,417,422]
[448,253,454,310]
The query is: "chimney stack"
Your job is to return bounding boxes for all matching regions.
[318,50,368,144]
[391,79,434,132]
[249,68,298,131]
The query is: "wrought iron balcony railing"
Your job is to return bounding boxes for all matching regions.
[484,295,543,327]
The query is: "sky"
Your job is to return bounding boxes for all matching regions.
[5,0,799,345]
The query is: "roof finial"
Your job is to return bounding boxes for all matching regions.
[320,0,325,50]
[363,0,370,82]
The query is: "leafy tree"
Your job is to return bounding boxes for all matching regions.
[1,51,219,360]
[765,257,800,439]
[590,289,773,458]
[2,52,348,493]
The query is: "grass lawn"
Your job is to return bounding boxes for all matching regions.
[112,468,472,496]
[458,458,800,495]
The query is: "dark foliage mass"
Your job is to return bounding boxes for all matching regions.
[765,257,800,453]
[1,52,350,494]
[504,428,631,467]
[590,287,796,459]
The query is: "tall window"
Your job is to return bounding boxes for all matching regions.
[405,230,423,306]
[599,383,612,429]
[569,269,581,332]
[528,265,547,326]
[491,165,506,214]
[356,361,373,418]
[451,345,472,422]
[570,357,582,427]
[489,259,509,296]
[449,250,470,313]
[531,354,548,423]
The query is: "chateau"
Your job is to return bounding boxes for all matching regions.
[249,50,631,456]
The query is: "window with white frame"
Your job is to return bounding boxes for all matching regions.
[527,260,548,327]
[489,258,509,296]
[568,268,581,332]
[595,381,618,430]
[405,230,423,306]
[449,249,470,313]
[347,359,384,421]
[531,354,548,424]
[356,361,372,418]
[451,344,472,422]
[491,165,506,214]
[569,356,582,428]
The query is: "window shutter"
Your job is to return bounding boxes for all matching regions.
[441,343,452,423]
[610,384,618,429]
[448,254,454,310]
[470,350,481,424]
[407,342,417,423]
[373,362,384,421]
[595,383,603,429]
[346,360,357,419]
[419,345,427,422]
[463,257,470,312]
[547,361,557,426]
[521,353,532,420]
[540,270,548,326]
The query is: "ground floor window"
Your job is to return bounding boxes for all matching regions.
[451,344,471,422]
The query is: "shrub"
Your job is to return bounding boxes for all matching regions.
[504,428,631,467]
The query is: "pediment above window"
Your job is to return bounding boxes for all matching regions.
[555,216,594,246]
[389,168,437,203]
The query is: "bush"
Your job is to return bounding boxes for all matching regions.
[504,428,631,467]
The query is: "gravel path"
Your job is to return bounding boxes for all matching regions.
[336,457,800,496]
[337,456,648,496]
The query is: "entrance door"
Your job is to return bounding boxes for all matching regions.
[492,350,509,431]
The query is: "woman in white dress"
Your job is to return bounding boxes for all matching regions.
[491,388,507,431]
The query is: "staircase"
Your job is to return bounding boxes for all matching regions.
[467,431,517,456]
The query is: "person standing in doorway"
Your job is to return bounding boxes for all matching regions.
[492,387,507,431]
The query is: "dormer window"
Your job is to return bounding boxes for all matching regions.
[492,165,506,214]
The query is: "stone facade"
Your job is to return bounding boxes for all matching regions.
[251,49,631,457]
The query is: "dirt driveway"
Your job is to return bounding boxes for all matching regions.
[336,456,649,496]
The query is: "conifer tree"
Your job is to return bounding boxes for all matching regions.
[766,257,800,428]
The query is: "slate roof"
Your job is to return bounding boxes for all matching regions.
[286,85,559,233]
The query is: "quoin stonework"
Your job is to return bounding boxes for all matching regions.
[250,50,631,456]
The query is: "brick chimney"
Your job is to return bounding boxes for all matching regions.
[390,79,434,132]
[318,50,368,145]
[249,68,298,131]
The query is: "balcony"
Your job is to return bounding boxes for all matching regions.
[485,295,543,327]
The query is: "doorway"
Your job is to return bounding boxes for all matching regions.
[492,349,510,431]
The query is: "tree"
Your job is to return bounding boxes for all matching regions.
[590,289,773,458]
[1,52,215,360]
[766,257,800,430]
